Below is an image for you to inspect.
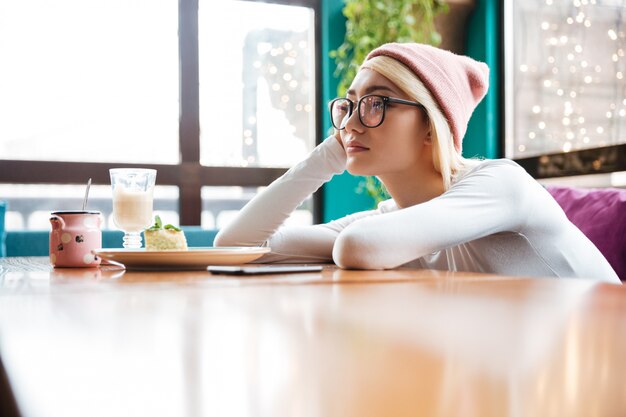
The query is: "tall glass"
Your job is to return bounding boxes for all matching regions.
[109,168,157,249]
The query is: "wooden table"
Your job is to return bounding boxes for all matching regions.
[1,257,624,417]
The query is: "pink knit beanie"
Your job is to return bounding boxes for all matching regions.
[365,43,490,153]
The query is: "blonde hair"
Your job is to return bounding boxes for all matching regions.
[360,55,479,190]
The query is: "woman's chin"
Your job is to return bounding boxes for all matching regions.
[346,162,375,177]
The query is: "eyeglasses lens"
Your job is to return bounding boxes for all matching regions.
[331,99,351,130]
[360,96,384,128]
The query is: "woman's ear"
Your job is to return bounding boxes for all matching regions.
[423,130,433,145]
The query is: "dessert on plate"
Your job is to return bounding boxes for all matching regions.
[144,215,188,251]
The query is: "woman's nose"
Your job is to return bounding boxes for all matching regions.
[343,107,365,133]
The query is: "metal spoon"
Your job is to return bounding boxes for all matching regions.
[82,178,92,211]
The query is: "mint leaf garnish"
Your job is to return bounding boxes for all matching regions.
[146,215,182,232]
[146,215,163,231]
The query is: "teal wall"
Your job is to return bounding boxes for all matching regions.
[320,0,500,222]
[464,0,501,159]
[321,0,373,222]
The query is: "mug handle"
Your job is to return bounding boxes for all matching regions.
[49,215,65,230]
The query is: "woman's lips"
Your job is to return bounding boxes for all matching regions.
[345,141,370,153]
[346,146,369,153]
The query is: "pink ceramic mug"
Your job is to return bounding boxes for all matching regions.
[49,211,102,268]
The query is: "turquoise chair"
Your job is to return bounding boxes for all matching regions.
[0,201,6,257]
[6,227,219,257]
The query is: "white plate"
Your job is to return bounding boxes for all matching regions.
[94,247,271,270]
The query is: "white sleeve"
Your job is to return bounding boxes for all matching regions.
[333,161,533,269]
[215,136,372,262]
[249,208,381,263]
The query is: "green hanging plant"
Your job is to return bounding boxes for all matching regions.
[355,174,391,206]
[330,0,448,207]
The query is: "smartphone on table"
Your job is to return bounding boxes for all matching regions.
[207,265,323,275]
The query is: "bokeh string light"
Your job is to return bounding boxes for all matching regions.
[513,0,626,158]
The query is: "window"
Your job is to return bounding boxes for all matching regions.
[504,0,626,181]
[201,186,312,229]
[199,1,316,168]
[0,0,321,230]
[0,184,179,231]
[0,0,179,164]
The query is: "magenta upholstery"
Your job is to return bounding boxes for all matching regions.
[547,185,626,281]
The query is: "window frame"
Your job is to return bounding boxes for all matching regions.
[0,0,323,226]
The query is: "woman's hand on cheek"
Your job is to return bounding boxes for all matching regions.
[334,129,344,149]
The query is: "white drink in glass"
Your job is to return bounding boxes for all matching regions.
[112,187,153,232]
[110,168,157,249]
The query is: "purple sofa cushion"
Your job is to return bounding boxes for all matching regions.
[546,185,626,281]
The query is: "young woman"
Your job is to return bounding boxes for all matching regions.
[215,43,619,283]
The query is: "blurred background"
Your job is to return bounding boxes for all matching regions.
[0,0,624,234]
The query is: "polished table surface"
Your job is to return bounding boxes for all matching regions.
[0,257,625,417]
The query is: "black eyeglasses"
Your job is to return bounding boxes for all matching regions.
[329,94,424,130]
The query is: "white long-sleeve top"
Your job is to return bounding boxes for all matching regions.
[214,137,620,283]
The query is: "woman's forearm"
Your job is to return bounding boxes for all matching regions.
[213,136,346,247]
